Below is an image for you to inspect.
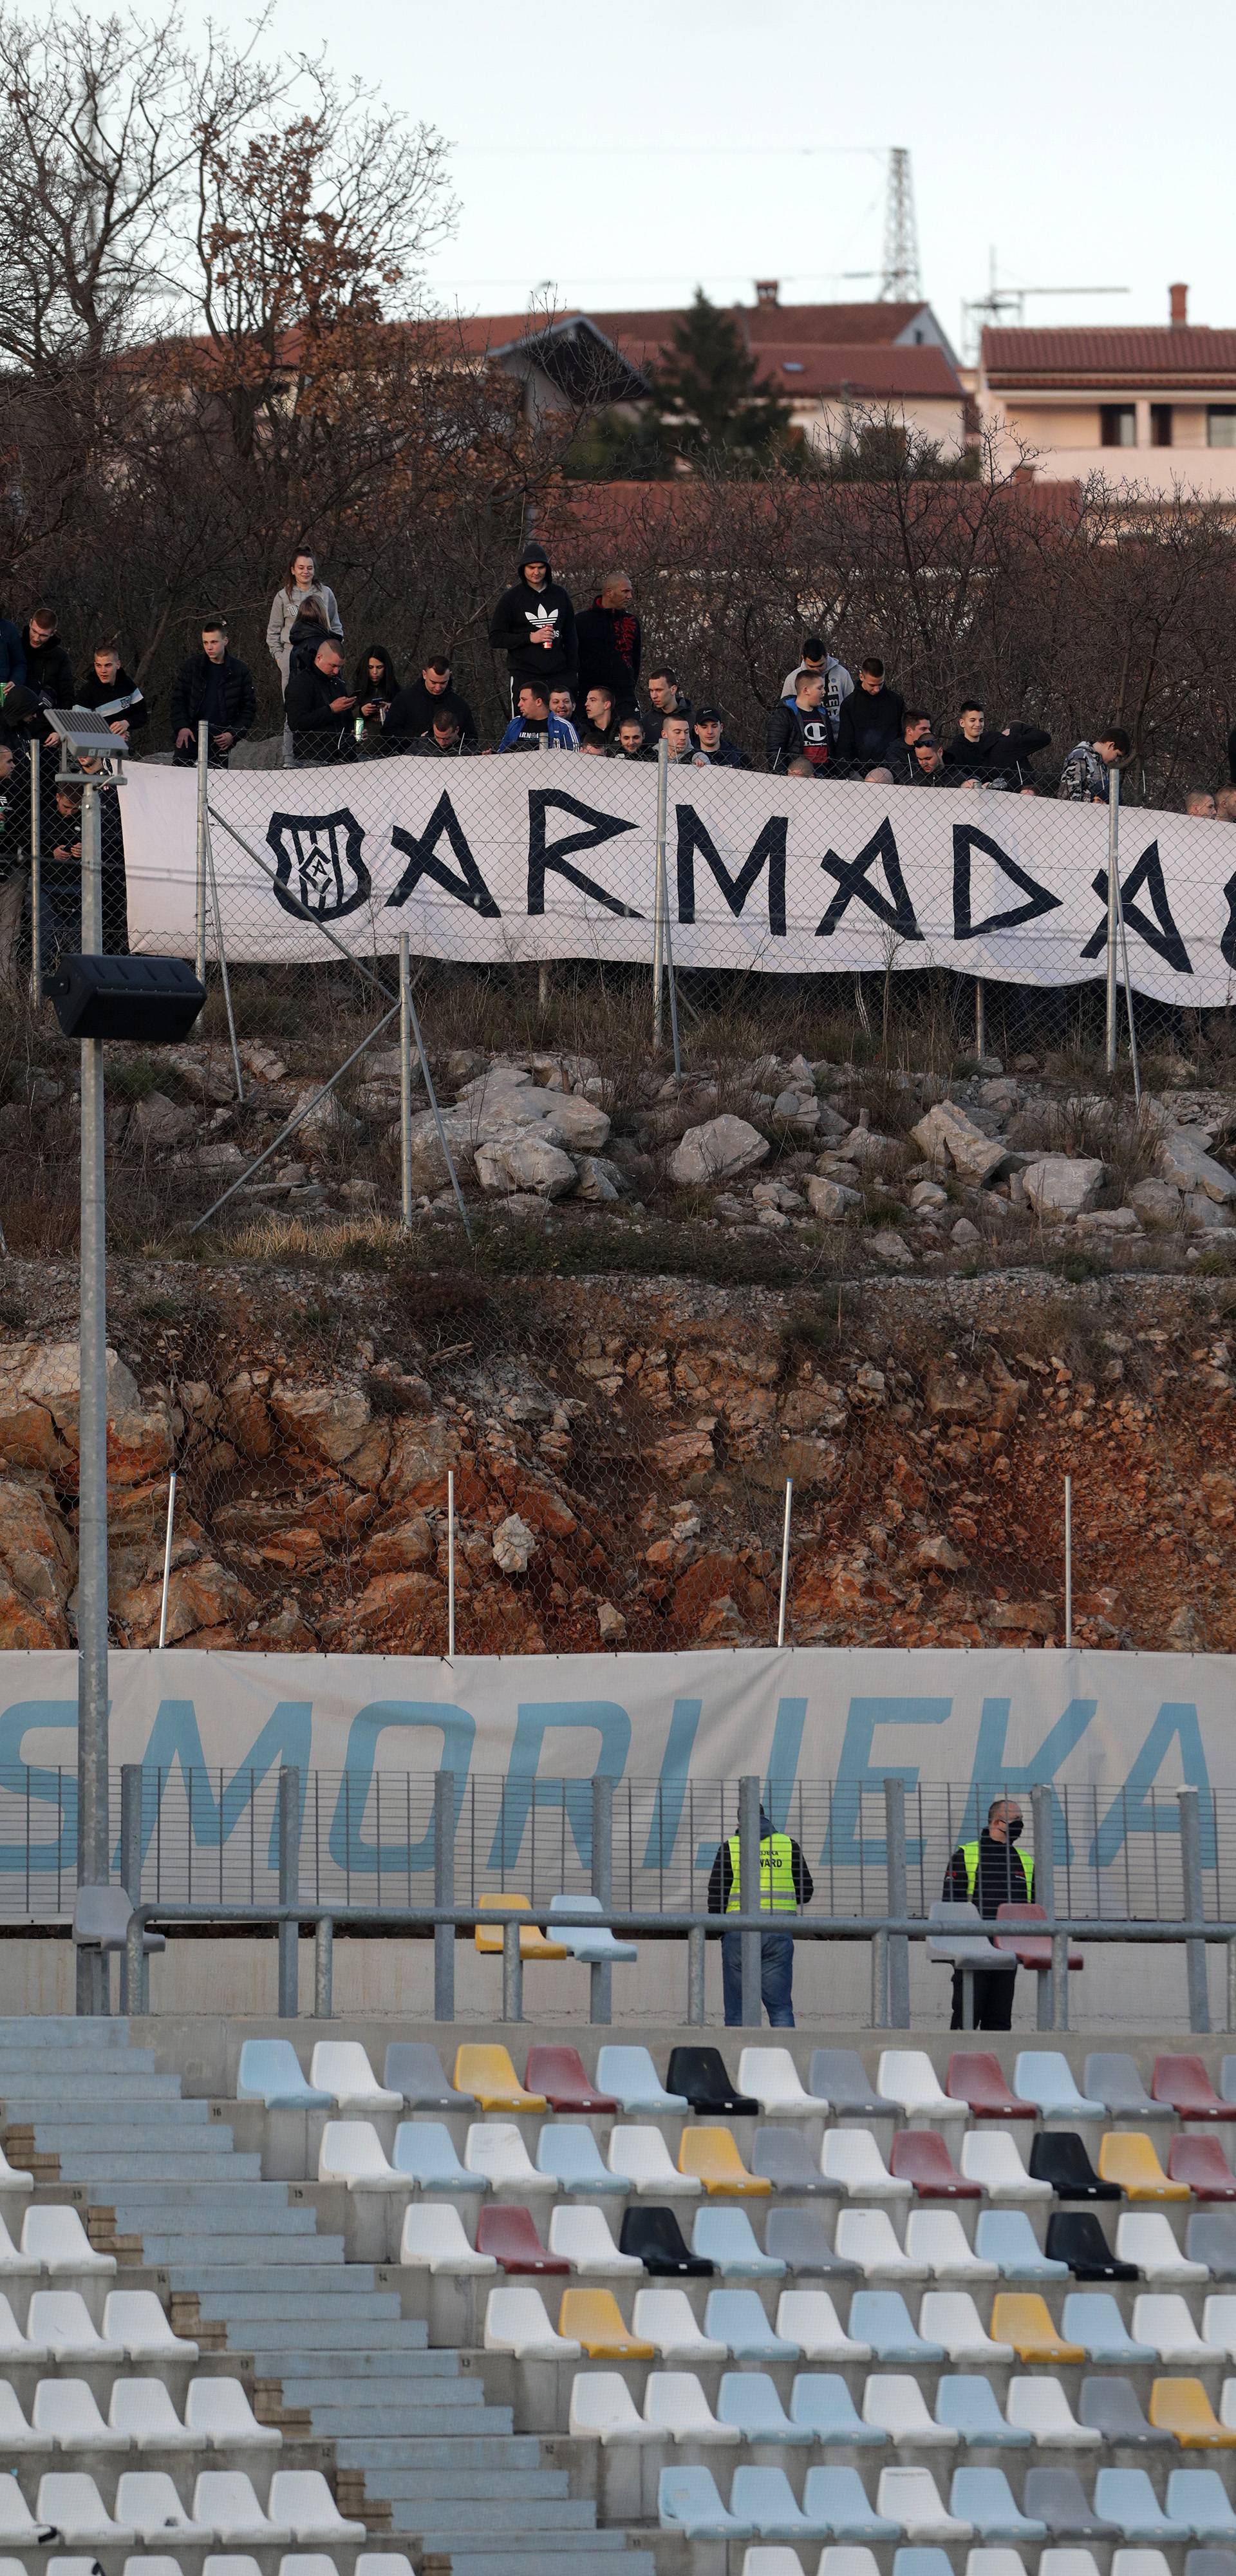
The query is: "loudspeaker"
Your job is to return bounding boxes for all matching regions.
[46,954,206,1043]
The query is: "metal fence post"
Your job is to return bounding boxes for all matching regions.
[76,771,108,2020]
[118,1764,143,2016]
[974,977,985,1063]
[194,721,209,987]
[1031,1782,1055,2031]
[28,745,41,1010]
[398,931,413,1228]
[870,1927,889,2029]
[502,1913,523,2023]
[1105,764,1121,1075]
[885,1777,910,2029]
[314,1917,333,2020]
[1227,1937,1236,2037]
[433,1769,454,2023]
[776,1479,793,1648]
[277,1766,301,2018]
[738,1774,762,2027]
[590,1774,613,2026]
[653,736,668,1048]
[687,1924,706,2025]
[1179,1785,1210,2034]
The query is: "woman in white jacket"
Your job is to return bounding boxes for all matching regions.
[266,547,343,687]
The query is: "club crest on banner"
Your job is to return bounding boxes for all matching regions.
[266,808,372,922]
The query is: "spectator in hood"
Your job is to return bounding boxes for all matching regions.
[834,658,904,772]
[266,547,342,688]
[76,641,147,744]
[170,619,256,766]
[781,634,852,732]
[660,712,693,765]
[691,706,749,768]
[498,678,577,752]
[574,570,641,711]
[644,667,691,743]
[944,699,1052,791]
[903,734,959,787]
[411,709,473,757]
[766,671,833,775]
[489,542,577,706]
[884,708,936,784]
[41,779,82,968]
[284,639,356,764]
[384,656,476,748]
[21,606,72,712]
[612,715,653,761]
[1058,728,1131,802]
[579,685,619,752]
[351,645,398,752]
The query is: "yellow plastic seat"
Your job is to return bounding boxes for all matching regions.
[677,2126,771,2198]
[1149,2379,1236,2447]
[559,2287,655,2359]
[474,1894,569,1962]
[453,2043,546,2114]
[1099,2130,1189,2202]
[991,2292,1085,2364]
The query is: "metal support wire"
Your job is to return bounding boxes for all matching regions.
[776,1477,793,1647]
[157,1471,178,1649]
[190,1003,398,1233]
[202,802,244,1104]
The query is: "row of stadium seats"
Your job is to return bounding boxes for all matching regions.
[0,2374,277,2445]
[569,2362,1236,2447]
[657,2460,1236,2541]
[737,2550,1235,2576]
[0,2290,199,2362]
[481,2281,1236,2361]
[0,2561,406,2576]
[0,2468,365,2545]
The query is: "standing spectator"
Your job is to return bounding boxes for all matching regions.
[660,712,693,764]
[780,634,852,732]
[1184,788,1217,817]
[266,548,342,689]
[691,706,749,768]
[644,667,691,742]
[410,710,473,757]
[548,685,580,744]
[41,779,81,967]
[352,645,398,753]
[1217,788,1236,822]
[0,739,24,983]
[611,716,653,762]
[942,1796,1031,2031]
[284,640,356,764]
[884,708,935,784]
[21,606,73,711]
[498,679,577,752]
[1058,727,1131,802]
[579,687,619,752]
[75,641,147,744]
[834,658,904,772]
[384,656,476,746]
[574,571,641,712]
[766,672,833,774]
[70,646,138,949]
[170,618,257,768]
[488,542,577,709]
[707,1799,814,2030]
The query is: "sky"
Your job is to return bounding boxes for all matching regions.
[219,0,1235,355]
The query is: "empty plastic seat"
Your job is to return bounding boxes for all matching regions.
[534,2123,625,2197]
[934,2381,1028,2449]
[1222,2062,1236,2110]
[877,2468,971,2542]
[1024,2468,1120,2543]
[921,2291,1011,2362]
[948,2469,1045,2541]
[1080,2378,1172,2450]
[1084,2054,1171,2123]
[706,2288,800,2361]
[1092,2470,1188,2544]
[0,2212,35,2276]
[400,2203,494,2275]
[1118,2212,1208,2281]
[801,2468,898,2542]
[1185,2553,1236,2576]
[1150,2381,1236,2448]
[1202,2296,1236,2356]
[1046,2211,1139,2280]
[890,2131,977,2200]
[545,1893,637,1964]
[1015,2053,1105,2119]
[34,2378,127,2449]
[967,2547,1038,2576]
[1032,2132,1121,2201]
[309,2042,400,2110]
[483,2286,580,2358]
[659,2465,750,2537]
[776,2291,870,2361]
[523,2045,617,2113]
[116,2473,210,2542]
[608,2126,700,2197]
[476,2204,568,2275]
[568,2374,656,2445]
[0,2485,39,2543]
[668,2047,760,2115]
[1174,2139,1236,2201]
[863,2376,957,2449]
[1168,2474,1236,2540]
[906,2213,997,2280]
[0,2291,45,2360]
[791,2376,885,2446]
[744,2551,814,2576]
[548,2206,642,2276]
[893,2552,955,2576]
[1110,2553,1175,2576]
[632,2287,727,2360]
[719,2374,814,2447]
[753,2128,841,2197]
[619,2205,712,2276]
[473,1893,568,1962]
[928,1902,1016,1989]
[1099,2133,1187,2201]
[183,2380,279,2450]
[849,2292,943,2363]
[559,2287,654,2358]
[1006,2380,1099,2448]
[693,2208,785,2278]
[27,2291,108,2358]
[680,2128,770,2197]
[738,2049,830,2116]
[391,2121,484,2192]
[836,2210,924,2280]
[877,2053,964,2122]
[823,2131,910,2200]
[268,2474,364,2543]
[1134,2293,1226,2363]
[319,2121,402,2191]
[644,2372,736,2446]
[976,2209,1067,2279]
[0,2384,43,2450]
[454,2044,545,2113]
[383,2041,473,2110]
[37,2475,135,2546]
[1191,2214,1236,2275]
[22,2208,114,2277]
[236,2040,331,2109]
[465,2123,554,2194]
[991,2293,1085,2363]
[960,2132,1051,2201]
[1061,2293,1155,2362]
[809,2052,898,2119]
[595,2046,686,2113]
[732,2465,831,2540]
[1154,2056,1236,2121]
[946,2054,1034,2119]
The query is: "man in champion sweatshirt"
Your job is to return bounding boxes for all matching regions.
[489,542,577,709]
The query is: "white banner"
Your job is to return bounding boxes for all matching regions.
[120,760,1236,1005]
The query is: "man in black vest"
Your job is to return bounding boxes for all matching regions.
[942,1795,1031,2030]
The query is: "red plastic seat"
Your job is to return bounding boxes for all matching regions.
[946,2051,1036,2119]
[1152,2054,1236,2121]
[889,2128,980,2199]
[1169,2137,1236,2199]
[993,1902,1083,1970]
[523,2045,617,2115]
[476,2204,570,2275]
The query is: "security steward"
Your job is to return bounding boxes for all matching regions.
[942,1795,1032,2029]
[707,1803,813,2029]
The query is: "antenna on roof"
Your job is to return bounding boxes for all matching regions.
[963,247,1129,361]
[880,149,921,303]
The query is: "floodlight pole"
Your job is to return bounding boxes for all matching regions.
[76,771,109,2013]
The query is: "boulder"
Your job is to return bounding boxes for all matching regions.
[129,1091,197,1150]
[492,1512,536,1573]
[220,1370,274,1460]
[574,1155,622,1203]
[597,1600,627,1643]
[841,1126,903,1171]
[950,1217,982,1247]
[381,1416,463,1506]
[1021,1153,1106,1217]
[1159,1128,1236,1204]
[0,1477,75,1616]
[268,1384,390,1488]
[405,1107,475,1191]
[910,1100,1010,1186]
[539,1095,611,1152]
[474,1133,578,1198]
[1130,1177,1184,1231]
[870,1229,913,1265]
[669,1115,770,1188]
[806,1176,860,1221]
[910,1180,949,1211]
[915,1533,967,1573]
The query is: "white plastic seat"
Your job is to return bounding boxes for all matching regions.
[465,2123,554,2193]
[905,2213,997,2280]
[569,2372,657,2443]
[821,2130,910,2199]
[399,2205,495,2276]
[33,2378,128,2448]
[117,2472,211,2541]
[1033,2556,1101,2576]
[835,2210,925,2280]
[199,2559,263,2576]
[318,2121,403,2190]
[104,2292,198,2358]
[483,2286,580,2358]
[632,2288,727,2360]
[774,2291,871,2360]
[742,2552,810,2576]
[1203,2297,1236,2358]
[0,2211,36,2275]
[27,2290,108,2358]
[268,2472,366,2541]
[194,2473,287,2544]
[279,2556,346,2576]
[877,2052,966,2122]
[919,2292,1013,2362]
[818,2553,881,2576]
[0,2145,32,2191]
[0,2486,40,2541]
[643,2372,738,2444]
[119,2559,184,2576]
[738,2049,830,2115]
[21,2207,115,2276]
[960,2131,1052,2201]
[1134,2294,1226,2363]
[607,2125,700,2195]
[37,2475,134,2546]
[308,2041,400,2109]
[968,2550,1036,2576]
[1116,2214,1208,2283]
[1006,2379,1100,2448]
[109,2378,198,2449]
[877,2465,973,2540]
[863,2376,959,2448]
[0,2291,43,2361]
[356,2558,417,2576]
[185,2379,281,2449]
[0,2383,41,2448]
[548,2206,642,2277]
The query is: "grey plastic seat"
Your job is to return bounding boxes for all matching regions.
[950,2468,1046,2541]
[892,2552,953,2576]
[809,2051,898,2118]
[1094,2471,1188,2544]
[1220,2061,1236,2110]
[927,1902,1015,1979]
[597,2047,687,2114]
[1189,2215,1236,2278]
[765,2210,856,2277]
[849,2293,943,2363]
[1186,2555,1236,2576]
[1170,2477,1236,2541]
[694,2210,785,2278]
[934,2380,1029,2449]
[1084,2054,1172,2123]
[382,2042,473,2110]
[1024,2468,1121,2542]
[975,2209,1069,2280]
[731,2465,830,2541]
[801,2468,898,2542]
[753,2128,841,2197]
[236,2040,330,2110]
[390,2121,485,2192]
[718,2374,813,2447]
[1078,2378,1174,2450]
[534,2123,626,2197]
[791,2376,885,2447]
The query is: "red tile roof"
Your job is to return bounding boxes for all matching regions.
[753,341,961,399]
[450,299,944,378]
[984,326,1236,386]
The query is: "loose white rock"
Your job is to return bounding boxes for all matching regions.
[807,1176,861,1221]
[492,1514,537,1573]
[1159,1128,1236,1204]
[910,1100,1010,1186]
[1021,1154,1106,1218]
[870,1229,913,1265]
[669,1114,771,1188]
[474,1134,578,1198]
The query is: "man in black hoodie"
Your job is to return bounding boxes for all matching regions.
[489,543,577,710]
[284,640,356,764]
[170,620,257,766]
[944,699,1052,792]
[574,571,641,713]
[75,641,147,746]
[834,658,904,774]
[21,607,74,715]
[384,656,477,748]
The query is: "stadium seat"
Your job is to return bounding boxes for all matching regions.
[114,2291,201,2360]
[113,2378,196,2451]
[945,2054,1035,2119]
[776,2291,871,2360]
[558,2287,654,2358]
[1023,2468,1120,2542]
[465,2123,554,2193]
[595,2047,686,2113]
[995,1905,1083,1972]
[0,2144,31,2192]
[906,2211,997,2279]
[183,2380,279,2449]
[738,2049,830,2116]
[473,1894,568,1962]
[919,2291,1012,2362]
[1221,2062,1236,2110]
[34,2378,127,2448]
[382,2041,473,2110]
[1186,2554,1236,2576]
[619,2205,712,2275]
[976,2209,1067,2278]
[608,2126,700,2196]
[990,2292,1085,2362]
[1173,2139,1236,2200]
[483,2286,580,2358]
[744,2551,814,2576]
[1083,2054,1171,2123]
[400,2203,495,2274]
[890,2131,977,2200]
[37,2474,135,2546]
[454,2045,546,2113]
[893,2551,955,2576]
[693,2207,785,2277]
[754,2128,841,2196]
[391,2121,485,2192]
[1045,2211,1139,2280]
[236,2039,332,2110]
[765,2210,857,2277]
[1080,2378,1173,2450]
[0,2212,34,2277]
[720,2373,814,2446]
[318,2121,402,2190]
[1061,2293,1156,2362]
[1134,2293,1226,2363]
[1168,2473,1236,2540]
[801,2468,898,2541]
[28,2290,108,2358]
[731,2464,831,2539]
[549,2206,642,2275]
[1110,2553,1174,2576]
[632,2287,727,2359]
[848,2291,943,2362]
[1190,2213,1236,2274]
[116,2473,210,2542]
[960,2131,1051,2199]
[877,2467,971,2541]
[791,2375,885,2445]
[809,2052,899,2117]
[816,2548,884,2576]
[1006,2379,1100,2448]
[545,1893,637,1964]
[1118,2212,1208,2280]
[1031,2132,1121,2200]
[933,2380,1028,2449]
[1154,2056,1236,2121]
[308,2043,400,2110]
[964,2552,1033,2576]
[863,2375,957,2448]
[523,2046,617,2114]
[877,2053,964,2122]
[0,2291,46,2360]
[1014,2053,1105,2119]
[23,2208,113,2277]
[667,2047,760,2115]
[568,2373,655,2445]
[948,2468,1045,2541]
[1150,2380,1236,2447]
[0,2484,40,2543]
[1218,2384,1236,2430]
[705,2288,800,2360]
[658,2465,751,2537]
[534,2123,626,2197]
[1092,2470,1188,2544]
[475,2204,567,2274]
[0,2382,42,2450]
[836,2209,926,2279]
[679,2127,770,2196]
[1099,2132,1188,2201]
[1202,2295,1236,2356]
[270,2473,364,2542]
[822,2130,910,2199]
[644,2372,737,2445]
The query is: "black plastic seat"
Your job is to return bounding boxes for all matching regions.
[1046,2211,1140,2281]
[1023,2466,1120,2542]
[665,2047,759,2116]
[619,2204,714,2277]
[1079,2378,1175,2450]
[1029,2128,1121,2201]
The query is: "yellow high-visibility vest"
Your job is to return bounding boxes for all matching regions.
[726,1832,798,1913]
[959,1840,1034,1902]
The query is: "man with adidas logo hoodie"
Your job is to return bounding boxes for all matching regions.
[489,542,577,714]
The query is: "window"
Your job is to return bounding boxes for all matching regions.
[1151,404,1173,448]
[1208,407,1236,447]
[1100,405,1136,447]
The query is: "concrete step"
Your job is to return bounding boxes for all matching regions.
[371,2471,571,2504]
[0,2075,182,2103]
[30,2117,227,2147]
[0,2020,136,2043]
[56,2152,265,2181]
[332,2436,532,2467]
[196,2290,402,2324]
[243,2315,427,2352]
[446,2553,652,2576]
[393,2503,600,2537]
[165,2253,354,2284]
[112,2187,305,2217]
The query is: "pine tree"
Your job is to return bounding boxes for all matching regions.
[649,287,793,462]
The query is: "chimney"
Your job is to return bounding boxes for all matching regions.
[1170,281,1188,327]
[754,279,780,307]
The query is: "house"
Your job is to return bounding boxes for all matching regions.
[978,285,1236,495]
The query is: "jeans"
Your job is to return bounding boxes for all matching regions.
[951,1965,1016,2030]
[722,1929,795,2027]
